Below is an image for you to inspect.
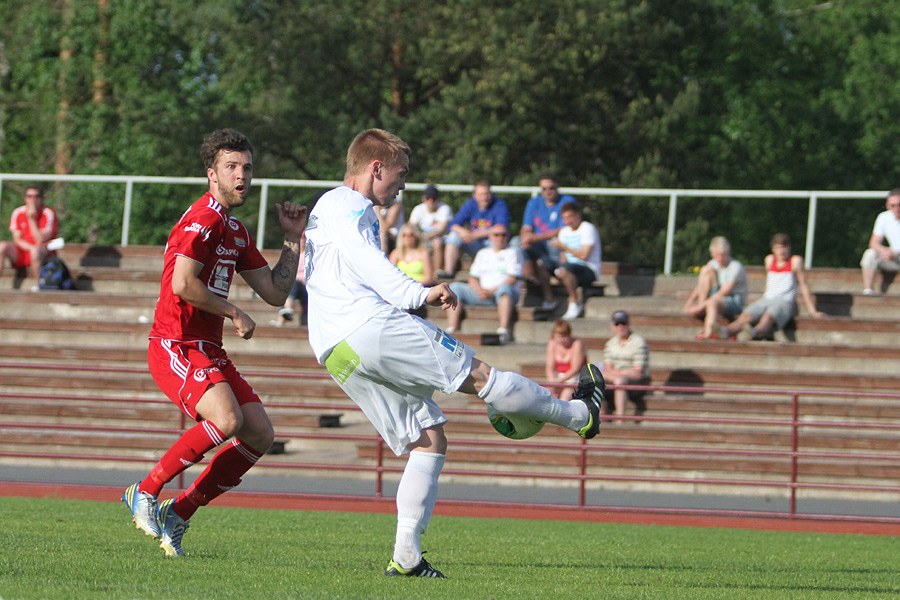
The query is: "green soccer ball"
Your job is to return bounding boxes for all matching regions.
[487,404,545,440]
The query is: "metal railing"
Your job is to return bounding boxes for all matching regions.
[2,361,899,523]
[0,172,888,272]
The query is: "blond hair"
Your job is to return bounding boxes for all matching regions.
[345,128,410,177]
[709,236,730,254]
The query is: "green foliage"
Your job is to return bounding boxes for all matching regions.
[2,0,900,265]
[2,496,900,599]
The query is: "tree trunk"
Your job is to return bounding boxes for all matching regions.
[54,0,74,176]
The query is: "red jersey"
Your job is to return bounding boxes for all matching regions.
[10,205,58,244]
[150,193,268,346]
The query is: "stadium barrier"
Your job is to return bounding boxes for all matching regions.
[0,172,889,271]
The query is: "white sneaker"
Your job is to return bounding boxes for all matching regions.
[496,327,512,344]
[863,288,874,295]
[445,326,456,334]
[562,302,583,320]
[158,499,190,557]
[122,481,160,538]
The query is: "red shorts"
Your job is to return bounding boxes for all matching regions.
[148,338,261,421]
[10,247,55,269]
[11,247,31,269]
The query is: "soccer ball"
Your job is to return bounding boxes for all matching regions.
[486,404,545,440]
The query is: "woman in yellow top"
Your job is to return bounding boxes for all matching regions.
[390,223,434,285]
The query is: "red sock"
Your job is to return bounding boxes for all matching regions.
[139,421,227,497]
[172,440,262,520]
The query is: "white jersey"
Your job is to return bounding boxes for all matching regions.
[305,186,429,362]
[558,221,602,278]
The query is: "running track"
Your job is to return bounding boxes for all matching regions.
[3,481,899,536]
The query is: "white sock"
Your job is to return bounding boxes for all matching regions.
[393,451,445,568]
[480,368,588,432]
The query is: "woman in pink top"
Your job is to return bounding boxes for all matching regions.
[544,319,588,401]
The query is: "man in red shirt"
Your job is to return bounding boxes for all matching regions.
[0,186,58,288]
[122,129,307,557]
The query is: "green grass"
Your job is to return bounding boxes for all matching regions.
[1,496,898,600]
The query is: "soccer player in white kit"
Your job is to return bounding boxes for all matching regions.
[305,129,605,578]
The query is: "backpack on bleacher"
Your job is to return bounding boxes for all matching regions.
[38,256,74,290]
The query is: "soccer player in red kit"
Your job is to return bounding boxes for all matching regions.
[122,129,307,556]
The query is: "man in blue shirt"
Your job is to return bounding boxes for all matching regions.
[439,181,511,278]
[516,172,575,309]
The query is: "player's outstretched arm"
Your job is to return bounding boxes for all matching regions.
[425,283,457,310]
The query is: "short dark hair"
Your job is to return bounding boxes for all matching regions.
[560,201,580,214]
[200,129,254,171]
[889,189,900,198]
[770,233,791,247]
[538,170,558,183]
[25,185,44,197]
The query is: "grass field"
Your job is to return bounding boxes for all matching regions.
[1,496,898,600]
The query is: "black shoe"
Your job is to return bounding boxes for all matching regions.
[573,363,605,439]
[385,556,446,578]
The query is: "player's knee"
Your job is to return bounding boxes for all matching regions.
[211,411,243,439]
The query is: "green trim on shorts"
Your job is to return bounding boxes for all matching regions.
[324,340,360,384]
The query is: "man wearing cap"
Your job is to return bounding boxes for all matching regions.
[602,310,650,424]
[408,184,454,274]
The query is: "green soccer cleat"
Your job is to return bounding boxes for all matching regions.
[122,481,161,538]
[385,556,446,578]
[157,498,190,557]
[574,363,606,439]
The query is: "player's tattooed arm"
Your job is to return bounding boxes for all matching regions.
[272,239,301,294]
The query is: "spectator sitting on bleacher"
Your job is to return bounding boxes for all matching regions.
[684,236,748,340]
[544,318,588,401]
[390,223,434,285]
[408,184,453,274]
[602,310,650,425]
[0,185,59,290]
[439,181,510,279]
[445,224,522,344]
[515,171,572,310]
[722,233,824,341]
[860,189,900,295]
[549,202,601,320]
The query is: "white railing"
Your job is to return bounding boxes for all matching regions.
[0,173,887,273]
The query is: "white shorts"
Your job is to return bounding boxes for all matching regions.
[323,310,476,456]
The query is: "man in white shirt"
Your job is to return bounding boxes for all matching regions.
[408,184,453,273]
[550,202,601,320]
[304,129,605,579]
[860,189,900,294]
[444,224,522,344]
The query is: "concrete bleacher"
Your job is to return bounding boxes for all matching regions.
[2,243,899,500]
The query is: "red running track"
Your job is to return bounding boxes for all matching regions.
[3,481,899,536]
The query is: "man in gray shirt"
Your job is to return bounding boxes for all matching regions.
[684,236,748,340]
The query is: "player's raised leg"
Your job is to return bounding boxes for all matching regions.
[465,358,605,439]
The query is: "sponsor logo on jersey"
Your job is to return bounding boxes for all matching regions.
[228,218,240,231]
[434,330,464,358]
[234,237,246,247]
[306,215,319,230]
[345,208,365,222]
[193,369,209,381]
[216,245,240,257]
[184,222,205,234]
